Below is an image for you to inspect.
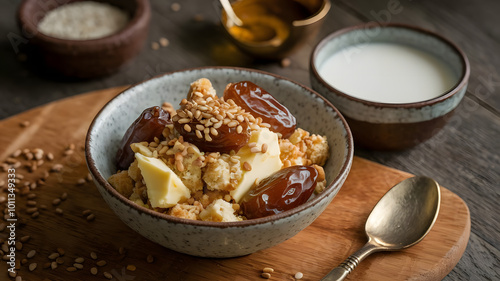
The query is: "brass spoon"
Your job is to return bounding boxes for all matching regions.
[322,176,441,281]
[219,0,279,44]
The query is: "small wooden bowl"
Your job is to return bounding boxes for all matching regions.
[17,0,150,79]
[311,23,470,150]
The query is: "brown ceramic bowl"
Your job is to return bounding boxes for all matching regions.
[220,0,331,59]
[17,0,150,79]
[310,23,470,150]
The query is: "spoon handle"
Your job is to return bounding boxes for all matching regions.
[322,242,379,281]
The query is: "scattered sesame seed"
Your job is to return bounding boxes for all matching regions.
[67,266,77,272]
[82,209,92,216]
[151,41,160,50]
[281,57,291,68]
[43,262,51,269]
[294,272,304,279]
[48,253,60,260]
[29,263,37,271]
[261,272,271,279]
[74,263,84,269]
[20,235,31,243]
[55,208,64,215]
[96,260,107,267]
[243,162,252,171]
[75,257,85,263]
[262,267,274,273]
[91,267,98,275]
[57,248,65,256]
[119,247,126,255]
[27,250,36,258]
[86,213,95,221]
[171,2,181,11]
[126,264,136,271]
[159,37,169,47]
[90,252,98,260]
[56,257,65,264]
[250,147,261,154]
[104,271,113,279]
[146,254,154,263]
[61,192,68,200]
[51,261,58,269]
[77,178,86,185]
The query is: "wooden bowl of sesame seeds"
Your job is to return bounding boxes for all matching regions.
[86,67,353,257]
[17,0,150,79]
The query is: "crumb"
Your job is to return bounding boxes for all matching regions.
[108,171,134,198]
[159,37,169,47]
[199,199,241,222]
[151,41,160,50]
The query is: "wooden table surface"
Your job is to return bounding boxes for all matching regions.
[0,0,498,280]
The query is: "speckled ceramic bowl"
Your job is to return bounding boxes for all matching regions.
[85,67,353,257]
[311,23,470,150]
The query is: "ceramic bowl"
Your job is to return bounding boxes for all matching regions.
[220,0,331,59]
[17,0,150,79]
[310,23,470,150]
[86,67,353,257]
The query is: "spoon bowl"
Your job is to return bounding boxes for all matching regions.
[323,176,441,280]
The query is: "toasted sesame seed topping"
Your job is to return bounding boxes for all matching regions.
[126,264,136,271]
[75,257,85,263]
[91,267,98,275]
[96,260,107,267]
[74,263,84,269]
[243,162,252,171]
[90,252,98,260]
[86,213,95,221]
[67,266,77,272]
[261,143,268,153]
[29,262,37,271]
[27,250,36,258]
[250,147,261,154]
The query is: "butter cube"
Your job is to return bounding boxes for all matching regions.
[231,128,283,202]
[135,153,191,208]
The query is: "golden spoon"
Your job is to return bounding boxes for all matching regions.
[322,176,441,280]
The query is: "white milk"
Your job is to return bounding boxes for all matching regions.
[318,42,458,104]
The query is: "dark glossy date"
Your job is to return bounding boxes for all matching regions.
[174,121,250,153]
[115,106,171,170]
[223,81,297,138]
[240,165,318,219]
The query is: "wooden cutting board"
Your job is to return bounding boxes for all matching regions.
[0,87,470,281]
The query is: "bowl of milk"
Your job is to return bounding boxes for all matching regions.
[310,23,470,150]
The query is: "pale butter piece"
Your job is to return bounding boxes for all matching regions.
[199,199,241,222]
[231,128,283,202]
[135,153,191,208]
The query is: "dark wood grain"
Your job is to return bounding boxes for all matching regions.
[0,0,499,280]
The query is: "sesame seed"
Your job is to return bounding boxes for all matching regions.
[248,142,257,148]
[262,267,274,273]
[67,266,77,272]
[55,208,63,215]
[196,124,205,131]
[126,264,136,271]
[42,262,51,269]
[295,272,304,279]
[183,124,192,132]
[51,261,58,269]
[75,257,85,263]
[236,125,243,134]
[74,263,84,269]
[204,134,212,142]
[195,130,203,139]
[261,143,268,153]
[243,162,252,171]
[227,120,238,128]
[146,254,154,263]
[27,250,36,258]
[91,267,98,275]
[15,242,23,251]
[90,252,98,260]
[178,118,191,124]
[29,262,37,271]
[151,41,160,50]
[56,257,65,264]
[119,247,126,255]
[77,178,86,185]
[26,200,37,206]
[96,260,107,267]
[26,207,38,214]
[104,271,113,279]
[281,57,291,68]
[250,147,261,154]
[261,272,271,279]
[171,2,181,12]
[86,214,95,221]
[176,160,185,172]
[82,209,92,216]
[20,235,31,243]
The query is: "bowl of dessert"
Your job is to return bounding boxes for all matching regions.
[86,67,353,257]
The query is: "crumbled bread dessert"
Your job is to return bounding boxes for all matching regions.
[108,78,330,221]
